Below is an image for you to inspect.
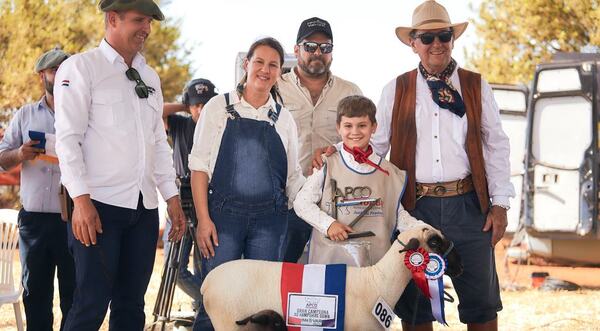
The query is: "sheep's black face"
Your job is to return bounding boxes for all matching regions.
[235,309,287,331]
[427,234,463,278]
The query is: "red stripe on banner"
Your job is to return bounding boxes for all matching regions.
[281,262,304,331]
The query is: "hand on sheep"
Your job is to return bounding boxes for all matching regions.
[327,221,354,241]
[196,217,219,258]
[482,205,508,247]
[311,145,336,173]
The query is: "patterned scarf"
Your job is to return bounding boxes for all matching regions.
[418,59,466,117]
[342,144,389,176]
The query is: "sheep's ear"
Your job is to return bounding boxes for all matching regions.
[235,316,251,325]
[250,313,271,325]
[399,238,420,253]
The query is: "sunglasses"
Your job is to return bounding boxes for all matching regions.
[414,30,453,45]
[300,41,334,54]
[125,67,155,99]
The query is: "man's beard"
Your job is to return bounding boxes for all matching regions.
[299,56,331,78]
[44,77,53,95]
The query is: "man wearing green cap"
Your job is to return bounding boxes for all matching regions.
[54,1,185,330]
[0,48,74,330]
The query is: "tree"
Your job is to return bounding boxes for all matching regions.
[0,0,191,112]
[466,0,599,84]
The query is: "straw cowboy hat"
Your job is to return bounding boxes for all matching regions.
[395,0,468,46]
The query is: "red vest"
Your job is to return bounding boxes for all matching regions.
[388,68,490,214]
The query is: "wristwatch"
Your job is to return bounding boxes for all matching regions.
[494,204,510,211]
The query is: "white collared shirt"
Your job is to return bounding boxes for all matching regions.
[278,68,362,176]
[371,67,515,206]
[293,143,425,235]
[54,39,178,209]
[188,91,305,207]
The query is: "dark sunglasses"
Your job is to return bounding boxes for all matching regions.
[300,41,334,54]
[125,67,155,99]
[414,30,453,45]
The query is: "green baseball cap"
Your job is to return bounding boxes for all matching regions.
[98,0,164,21]
[34,48,70,73]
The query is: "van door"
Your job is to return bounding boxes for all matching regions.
[524,62,598,238]
[491,84,529,233]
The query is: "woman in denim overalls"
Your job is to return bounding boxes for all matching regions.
[189,37,304,330]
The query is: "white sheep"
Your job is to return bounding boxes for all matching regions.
[201,224,462,331]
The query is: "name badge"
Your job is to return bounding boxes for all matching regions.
[286,293,338,328]
[371,296,396,330]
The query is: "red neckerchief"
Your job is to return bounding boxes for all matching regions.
[342,144,389,176]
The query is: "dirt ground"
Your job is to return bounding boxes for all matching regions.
[1,238,599,330]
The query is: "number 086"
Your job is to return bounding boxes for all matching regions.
[374,302,393,328]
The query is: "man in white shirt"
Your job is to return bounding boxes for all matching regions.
[278,17,363,262]
[0,48,74,331]
[54,1,185,329]
[371,1,515,330]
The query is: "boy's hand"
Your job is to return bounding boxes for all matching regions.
[311,145,337,173]
[327,221,354,241]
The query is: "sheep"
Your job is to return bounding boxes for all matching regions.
[201,224,462,331]
[235,310,287,331]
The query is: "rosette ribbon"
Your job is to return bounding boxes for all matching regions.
[425,253,448,325]
[404,247,431,299]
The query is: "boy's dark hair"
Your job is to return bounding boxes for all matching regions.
[336,95,377,124]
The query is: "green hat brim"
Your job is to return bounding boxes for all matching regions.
[99,0,164,21]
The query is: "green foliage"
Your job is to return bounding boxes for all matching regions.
[467,0,599,84]
[0,0,190,112]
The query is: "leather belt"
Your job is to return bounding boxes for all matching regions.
[416,175,474,198]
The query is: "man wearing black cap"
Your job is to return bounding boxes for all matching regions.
[53,1,185,329]
[278,17,362,263]
[0,48,74,330]
[161,78,217,311]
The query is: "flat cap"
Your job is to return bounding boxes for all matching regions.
[34,48,70,73]
[98,0,164,21]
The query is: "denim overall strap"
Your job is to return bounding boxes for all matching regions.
[268,103,282,123]
[208,97,288,214]
[223,93,241,118]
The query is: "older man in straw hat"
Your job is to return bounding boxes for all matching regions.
[371,1,514,330]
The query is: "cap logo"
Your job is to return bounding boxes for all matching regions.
[194,83,209,95]
[307,20,326,28]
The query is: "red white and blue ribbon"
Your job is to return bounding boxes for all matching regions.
[404,248,431,299]
[281,263,346,331]
[425,253,448,325]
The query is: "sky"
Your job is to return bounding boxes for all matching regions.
[162,0,481,102]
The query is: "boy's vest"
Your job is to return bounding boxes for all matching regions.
[309,151,407,266]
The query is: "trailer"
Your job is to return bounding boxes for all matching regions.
[520,53,600,264]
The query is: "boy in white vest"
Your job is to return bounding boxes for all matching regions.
[294,95,425,266]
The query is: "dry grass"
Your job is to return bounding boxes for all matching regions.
[1,248,600,330]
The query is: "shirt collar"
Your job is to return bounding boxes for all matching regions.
[233,90,277,111]
[99,39,146,68]
[417,63,460,81]
[291,66,334,88]
[37,96,53,114]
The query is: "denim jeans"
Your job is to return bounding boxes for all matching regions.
[282,208,313,263]
[63,197,158,331]
[18,210,75,331]
[192,206,288,331]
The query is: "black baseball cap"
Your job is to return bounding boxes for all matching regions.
[184,78,217,106]
[296,17,333,44]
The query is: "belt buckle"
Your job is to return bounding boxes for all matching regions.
[433,185,447,196]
